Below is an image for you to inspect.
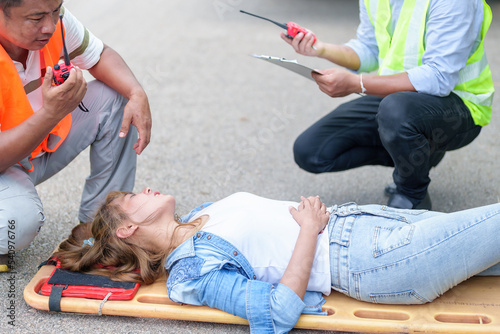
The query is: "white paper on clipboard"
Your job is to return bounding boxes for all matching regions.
[251,54,323,81]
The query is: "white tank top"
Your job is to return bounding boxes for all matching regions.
[191,192,331,295]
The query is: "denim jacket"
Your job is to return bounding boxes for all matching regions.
[166,204,327,333]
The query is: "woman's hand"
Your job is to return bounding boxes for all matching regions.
[282,196,330,299]
[289,196,330,235]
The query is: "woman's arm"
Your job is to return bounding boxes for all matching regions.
[168,266,305,333]
[284,196,330,299]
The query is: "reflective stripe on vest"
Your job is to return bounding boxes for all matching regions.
[364,0,494,126]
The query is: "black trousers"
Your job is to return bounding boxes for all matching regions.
[293,92,481,203]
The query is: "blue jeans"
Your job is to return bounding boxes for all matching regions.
[328,203,500,304]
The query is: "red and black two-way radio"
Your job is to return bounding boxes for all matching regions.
[52,14,89,112]
[52,14,75,86]
[240,10,317,45]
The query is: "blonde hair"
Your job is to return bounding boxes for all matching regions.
[54,191,202,284]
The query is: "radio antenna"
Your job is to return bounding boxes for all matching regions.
[59,14,71,66]
[240,10,288,30]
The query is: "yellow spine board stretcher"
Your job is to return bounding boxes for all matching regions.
[25,264,500,333]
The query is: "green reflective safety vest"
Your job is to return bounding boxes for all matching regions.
[364,0,494,126]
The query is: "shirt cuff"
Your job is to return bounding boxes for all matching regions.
[344,39,379,73]
[270,284,306,333]
[246,280,275,333]
[407,65,449,96]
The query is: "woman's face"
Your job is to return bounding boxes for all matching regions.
[117,187,176,225]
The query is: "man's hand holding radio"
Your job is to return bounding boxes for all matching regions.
[41,65,87,121]
[280,30,324,57]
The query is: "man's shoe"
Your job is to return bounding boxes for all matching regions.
[388,191,432,210]
[0,254,11,273]
[385,152,444,197]
[418,192,432,210]
[384,182,397,197]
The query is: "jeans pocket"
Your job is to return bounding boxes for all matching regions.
[369,289,428,304]
[372,224,415,257]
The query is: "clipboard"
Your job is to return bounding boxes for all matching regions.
[251,54,322,81]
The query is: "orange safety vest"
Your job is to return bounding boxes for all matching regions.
[0,20,72,172]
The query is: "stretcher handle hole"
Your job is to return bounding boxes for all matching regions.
[354,309,410,321]
[434,313,491,324]
[322,307,335,316]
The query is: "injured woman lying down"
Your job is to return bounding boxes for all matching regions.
[54,188,500,333]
